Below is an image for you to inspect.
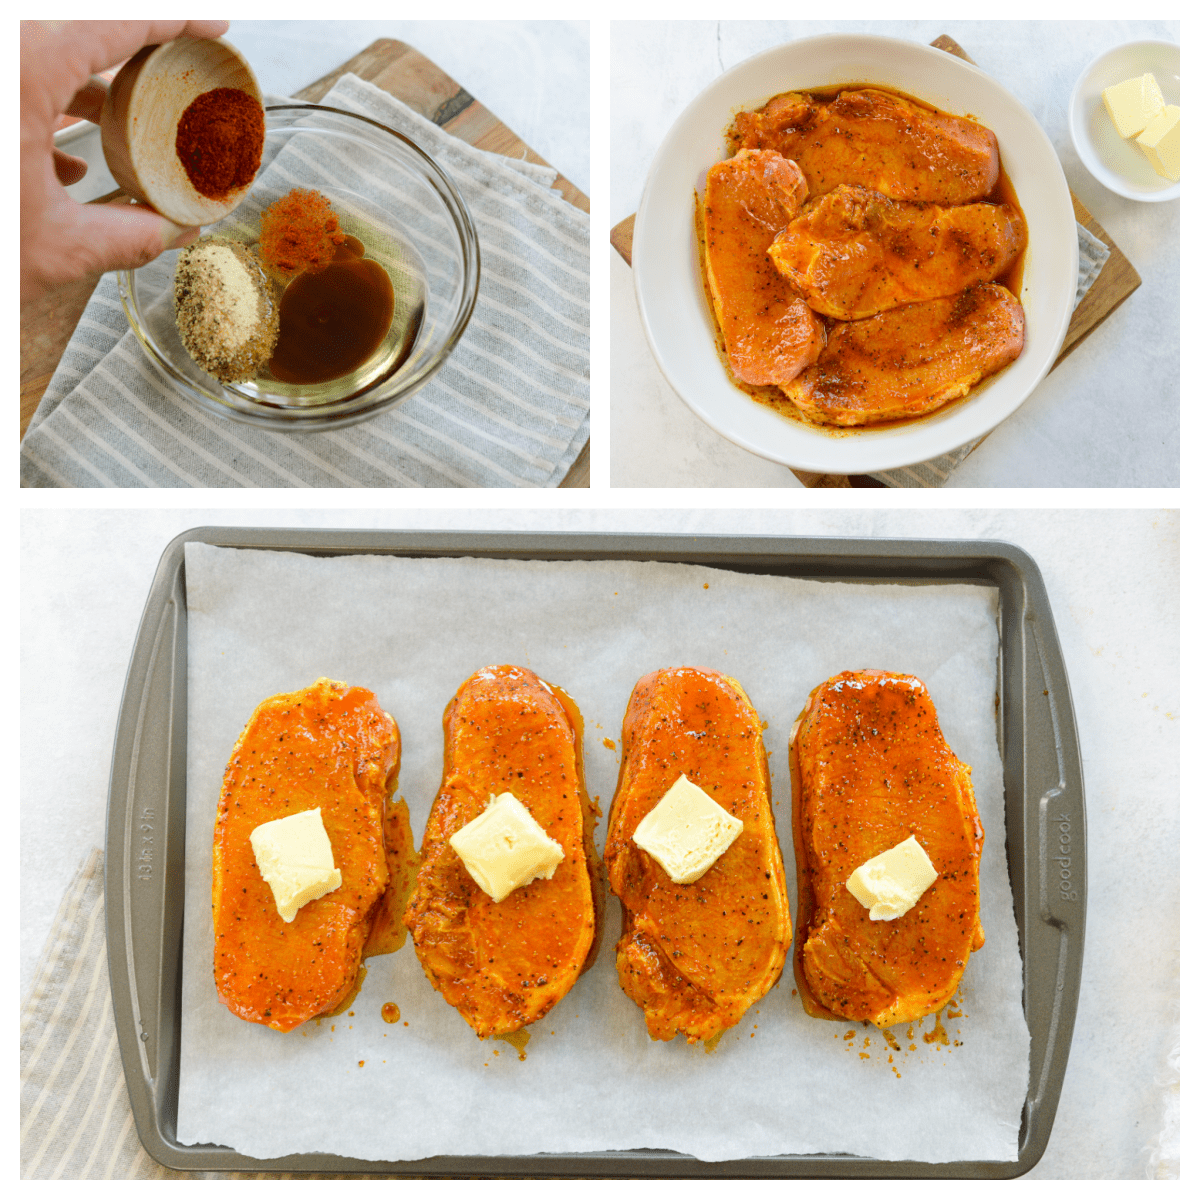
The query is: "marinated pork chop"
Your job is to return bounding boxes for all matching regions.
[768,185,1026,321]
[790,671,984,1027]
[213,679,401,1032]
[404,666,602,1038]
[606,668,791,1043]
[781,282,1024,426]
[703,148,824,385]
[732,89,1000,206]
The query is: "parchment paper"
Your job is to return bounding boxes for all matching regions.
[178,545,1029,1163]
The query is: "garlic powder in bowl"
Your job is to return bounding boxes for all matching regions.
[172,237,278,384]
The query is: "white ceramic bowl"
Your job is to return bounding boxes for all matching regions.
[1068,40,1180,203]
[633,34,1078,475]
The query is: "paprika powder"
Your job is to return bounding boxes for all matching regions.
[175,87,264,200]
[258,188,346,279]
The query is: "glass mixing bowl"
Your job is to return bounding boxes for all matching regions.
[118,104,480,431]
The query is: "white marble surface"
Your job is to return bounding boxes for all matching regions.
[64,20,588,203]
[21,508,1178,1178]
[610,21,1179,488]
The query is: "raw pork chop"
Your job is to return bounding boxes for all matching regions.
[790,670,985,1027]
[703,148,824,385]
[781,282,1025,425]
[768,184,1026,320]
[606,668,791,1043]
[404,666,602,1037]
[732,89,1000,205]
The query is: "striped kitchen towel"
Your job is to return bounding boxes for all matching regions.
[867,222,1110,487]
[19,850,425,1178]
[20,850,170,1179]
[21,75,589,488]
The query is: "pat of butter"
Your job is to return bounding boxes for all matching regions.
[1102,73,1166,139]
[632,774,743,885]
[450,792,564,902]
[249,808,342,923]
[1136,105,1180,181]
[846,835,938,921]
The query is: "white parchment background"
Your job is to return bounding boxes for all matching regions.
[177,544,1029,1163]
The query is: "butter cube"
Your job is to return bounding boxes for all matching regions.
[450,792,564,902]
[250,807,342,923]
[1136,105,1180,180]
[1102,73,1166,138]
[632,774,743,885]
[846,835,938,921]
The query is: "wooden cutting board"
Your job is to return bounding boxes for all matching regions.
[610,34,1141,488]
[20,38,591,488]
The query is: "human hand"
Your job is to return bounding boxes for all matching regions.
[21,20,230,302]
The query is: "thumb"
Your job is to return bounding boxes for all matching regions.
[48,197,198,281]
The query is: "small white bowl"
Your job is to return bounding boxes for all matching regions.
[1068,40,1179,203]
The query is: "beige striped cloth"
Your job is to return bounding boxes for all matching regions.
[20,851,170,1179]
[19,850,436,1179]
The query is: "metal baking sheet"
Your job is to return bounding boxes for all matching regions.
[105,529,1086,1177]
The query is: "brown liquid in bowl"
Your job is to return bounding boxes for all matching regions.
[269,236,395,384]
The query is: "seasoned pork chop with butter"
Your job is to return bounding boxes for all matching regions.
[732,89,1000,206]
[781,282,1025,426]
[790,671,984,1027]
[703,149,824,385]
[404,665,602,1038]
[768,185,1026,321]
[213,679,402,1032]
[606,668,791,1043]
